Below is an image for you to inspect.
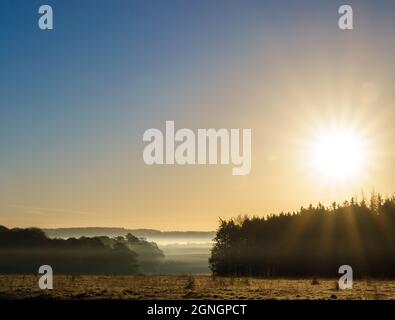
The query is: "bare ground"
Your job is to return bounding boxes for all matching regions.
[0,275,393,300]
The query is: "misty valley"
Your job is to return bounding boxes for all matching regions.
[0,226,213,276]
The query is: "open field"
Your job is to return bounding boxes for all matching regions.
[0,275,394,300]
[158,254,211,275]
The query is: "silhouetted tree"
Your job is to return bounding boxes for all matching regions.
[0,227,138,274]
[210,193,395,278]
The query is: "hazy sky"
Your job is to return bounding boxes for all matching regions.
[1,0,395,230]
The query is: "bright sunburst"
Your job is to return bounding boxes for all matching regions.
[309,128,366,182]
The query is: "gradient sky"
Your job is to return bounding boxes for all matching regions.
[1,0,395,230]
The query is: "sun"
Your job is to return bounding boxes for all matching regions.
[309,128,366,182]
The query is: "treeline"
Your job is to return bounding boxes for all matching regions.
[0,226,163,274]
[209,193,395,278]
[98,233,164,273]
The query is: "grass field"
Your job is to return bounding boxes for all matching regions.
[0,275,394,300]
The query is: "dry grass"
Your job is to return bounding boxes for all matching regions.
[0,275,395,300]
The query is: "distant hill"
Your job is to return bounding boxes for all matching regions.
[43,228,215,244]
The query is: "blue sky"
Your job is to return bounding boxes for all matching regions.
[1,1,395,230]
